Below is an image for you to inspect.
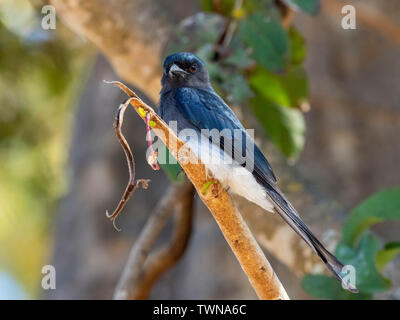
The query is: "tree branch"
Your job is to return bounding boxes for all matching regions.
[50,0,171,101]
[128,182,195,299]
[107,80,289,300]
[113,180,194,299]
[324,0,400,45]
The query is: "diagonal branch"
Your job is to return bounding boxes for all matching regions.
[106,80,290,300]
[137,182,195,299]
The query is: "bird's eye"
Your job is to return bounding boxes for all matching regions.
[189,64,197,73]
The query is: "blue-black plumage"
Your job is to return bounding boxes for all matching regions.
[158,52,357,293]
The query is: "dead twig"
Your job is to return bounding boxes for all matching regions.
[106,80,289,300]
[107,83,193,298]
[105,96,150,230]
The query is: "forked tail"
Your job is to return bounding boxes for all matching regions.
[263,183,358,293]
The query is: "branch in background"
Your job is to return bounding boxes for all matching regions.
[276,0,296,29]
[50,0,171,101]
[213,0,243,60]
[107,80,289,300]
[324,0,400,45]
[113,181,194,299]
[128,182,195,299]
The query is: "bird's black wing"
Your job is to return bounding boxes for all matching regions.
[174,87,277,184]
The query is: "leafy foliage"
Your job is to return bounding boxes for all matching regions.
[284,0,320,15]
[336,232,391,293]
[250,66,308,108]
[302,274,371,300]
[239,13,289,72]
[249,85,305,158]
[341,188,400,246]
[376,242,400,272]
[302,188,400,299]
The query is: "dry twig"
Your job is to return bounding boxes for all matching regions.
[105,96,150,230]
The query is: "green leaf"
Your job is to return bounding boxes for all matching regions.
[249,91,305,159]
[239,13,290,72]
[302,274,371,300]
[200,0,214,12]
[250,67,308,108]
[289,26,306,65]
[336,232,391,294]
[224,49,253,68]
[376,242,400,272]
[164,14,223,55]
[341,188,400,246]
[201,181,214,195]
[284,0,320,15]
[157,146,184,183]
[221,73,253,104]
[200,0,236,15]
[195,45,226,83]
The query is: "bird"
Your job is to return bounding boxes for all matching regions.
[158,51,357,293]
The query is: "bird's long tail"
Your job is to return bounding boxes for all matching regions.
[263,184,358,293]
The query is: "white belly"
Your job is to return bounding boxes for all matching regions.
[184,137,275,213]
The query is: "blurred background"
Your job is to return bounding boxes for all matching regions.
[0,0,399,299]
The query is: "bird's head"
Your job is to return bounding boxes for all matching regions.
[161,52,210,91]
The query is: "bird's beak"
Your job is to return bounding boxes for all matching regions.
[168,64,188,78]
